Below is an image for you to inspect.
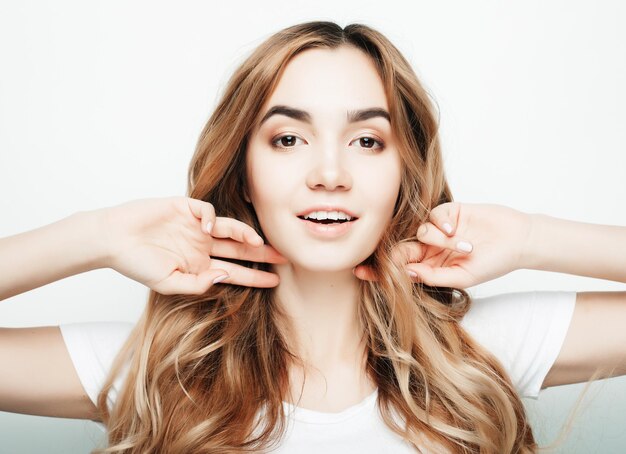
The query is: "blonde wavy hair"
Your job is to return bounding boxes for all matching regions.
[95,21,539,453]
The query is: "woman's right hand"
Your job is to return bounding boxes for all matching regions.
[100,196,288,295]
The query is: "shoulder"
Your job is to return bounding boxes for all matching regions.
[461,290,576,330]
[59,320,135,339]
[460,290,577,398]
[59,321,135,363]
[59,321,135,409]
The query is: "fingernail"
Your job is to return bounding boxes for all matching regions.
[206,221,213,234]
[212,274,229,284]
[417,224,427,237]
[442,223,452,234]
[456,241,473,252]
[407,270,418,278]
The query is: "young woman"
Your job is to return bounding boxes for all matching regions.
[1,21,625,453]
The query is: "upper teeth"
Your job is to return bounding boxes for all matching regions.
[304,210,353,221]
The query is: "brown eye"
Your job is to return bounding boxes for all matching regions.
[350,136,384,150]
[271,134,304,149]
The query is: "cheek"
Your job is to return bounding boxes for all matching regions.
[247,152,277,206]
[247,161,294,235]
[358,159,402,214]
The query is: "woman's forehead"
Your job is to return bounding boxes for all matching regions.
[261,46,389,120]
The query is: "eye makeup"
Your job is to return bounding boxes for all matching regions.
[269,133,385,151]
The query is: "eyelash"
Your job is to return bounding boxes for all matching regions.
[270,134,385,151]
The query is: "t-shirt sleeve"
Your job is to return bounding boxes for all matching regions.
[59,321,135,412]
[459,290,577,399]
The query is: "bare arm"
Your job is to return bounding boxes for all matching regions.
[0,197,286,419]
[0,210,108,418]
[542,290,626,388]
[0,210,110,301]
[520,214,626,388]
[522,213,626,283]
[1,197,286,302]
[355,203,626,389]
[0,326,100,420]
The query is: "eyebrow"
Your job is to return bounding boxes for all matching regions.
[257,104,391,128]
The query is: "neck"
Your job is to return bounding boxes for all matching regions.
[273,262,366,366]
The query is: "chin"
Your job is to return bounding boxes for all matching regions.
[295,261,355,273]
[264,223,382,271]
[279,248,372,273]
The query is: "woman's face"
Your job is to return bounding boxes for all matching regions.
[246,45,402,272]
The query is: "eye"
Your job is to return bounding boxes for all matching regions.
[350,136,385,151]
[270,134,385,151]
[270,134,306,149]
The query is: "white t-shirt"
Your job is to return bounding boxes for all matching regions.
[59,290,576,453]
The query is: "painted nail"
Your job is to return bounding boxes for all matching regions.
[456,241,473,253]
[206,221,213,234]
[407,270,418,278]
[442,223,452,234]
[212,274,229,284]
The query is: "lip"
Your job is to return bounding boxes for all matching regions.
[295,205,359,218]
[297,216,358,238]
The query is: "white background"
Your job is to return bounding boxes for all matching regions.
[1,0,625,452]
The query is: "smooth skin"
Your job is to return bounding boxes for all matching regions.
[0,196,288,420]
[1,45,626,423]
[244,46,403,410]
[355,201,626,386]
[2,197,626,421]
[1,198,626,420]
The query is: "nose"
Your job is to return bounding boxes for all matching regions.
[305,146,353,191]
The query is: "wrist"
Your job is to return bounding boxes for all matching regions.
[74,208,115,270]
[0,208,114,301]
[516,212,626,282]
[519,212,547,271]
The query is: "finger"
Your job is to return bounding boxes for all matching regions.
[353,241,426,282]
[389,241,426,265]
[211,217,264,247]
[186,197,217,234]
[406,262,473,289]
[416,222,473,254]
[428,202,460,236]
[352,241,426,282]
[207,258,281,288]
[154,268,230,295]
[355,261,473,289]
[210,238,289,264]
[353,265,377,281]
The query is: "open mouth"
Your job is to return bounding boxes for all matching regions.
[296,216,357,225]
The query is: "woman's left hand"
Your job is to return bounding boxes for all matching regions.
[353,202,534,289]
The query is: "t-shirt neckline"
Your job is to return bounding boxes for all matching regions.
[282,387,378,424]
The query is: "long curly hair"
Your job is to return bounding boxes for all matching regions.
[94,21,537,453]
